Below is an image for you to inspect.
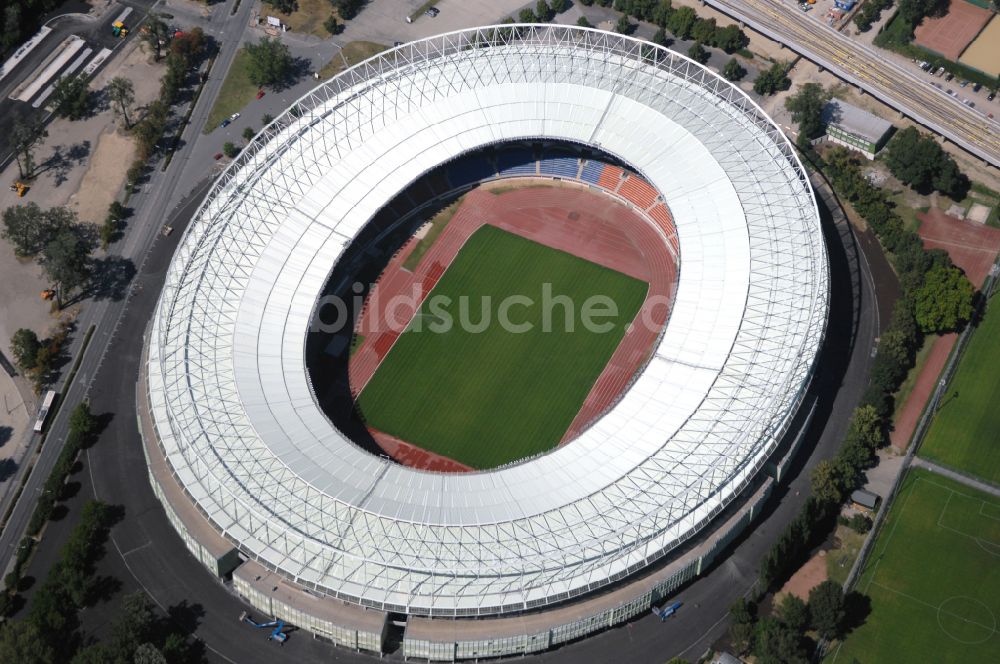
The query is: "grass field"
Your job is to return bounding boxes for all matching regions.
[828,468,1000,663]
[356,225,648,469]
[318,41,387,80]
[203,48,258,134]
[919,296,1000,484]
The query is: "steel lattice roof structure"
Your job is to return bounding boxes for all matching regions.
[144,25,828,617]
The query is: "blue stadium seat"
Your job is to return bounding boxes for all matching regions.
[446,154,497,189]
[496,148,537,177]
[538,153,580,178]
[579,159,603,184]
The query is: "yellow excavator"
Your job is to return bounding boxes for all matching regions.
[9,181,27,197]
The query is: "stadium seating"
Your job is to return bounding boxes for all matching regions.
[446,154,496,189]
[618,174,660,210]
[496,148,537,177]
[538,152,581,178]
[578,159,603,184]
[597,164,625,191]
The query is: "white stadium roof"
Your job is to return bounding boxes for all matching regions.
[146,25,828,616]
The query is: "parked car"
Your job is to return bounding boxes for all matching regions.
[945,72,954,81]
[959,79,969,88]
[935,66,945,77]
[256,89,265,99]
[972,83,981,92]
[988,91,996,101]
[220,118,230,128]
[426,7,440,17]
[230,112,241,121]
[213,152,223,160]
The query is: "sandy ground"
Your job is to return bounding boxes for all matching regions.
[778,549,828,601]
[69,129,136,224]
[959,16,1000,78]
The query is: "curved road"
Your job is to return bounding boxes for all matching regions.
[706,0,1000,166]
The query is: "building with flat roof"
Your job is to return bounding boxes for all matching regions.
[822,99,894,159]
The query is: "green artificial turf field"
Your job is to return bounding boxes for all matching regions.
[920,296,1000,484]
[356,225,648,469]
[827,468,1000,663]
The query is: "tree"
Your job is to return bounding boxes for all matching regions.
[615,14,632,34]
[108,77,135,129]
[68,402,96,438]
[169,27,206,62]
[142,13,170,62]
[753,61,791,96]
[551,0,569,12]
[753,617,807,663]
[577,16,594,28]
[667,6,697,40]
[11,113,48,181]
[2,203,45,256]
[50,75,90,120]
[331,0,364,20]
[324,14,341,35]
[784,82,830,140]
[223,141,239,158]
[687,42,708,64]
[722,57,746,81]
[777,593,809,633]
[691,17,716,45]
[262,113,274,125]
[652,26,669,46]
[536,0,553,21]
[898,0,946,26]
[0,620,55,664]
[914,263,974,332]
[264,0,296,12]
[810,459,843,505]
[10,328,41,371]
[728,597,756,653]
[809,580,846,640]
[715,24,746,52]
[518,8,537,22]
[242,126,256,141]
[41,227,91,308]
[244,37,294,89]
[884,127,968,198]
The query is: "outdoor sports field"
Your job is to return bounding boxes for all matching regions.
[828,468,1000,663]
[920,296,1000,484]
[356,225,648,469]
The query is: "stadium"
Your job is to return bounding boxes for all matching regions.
[139,25,829,659]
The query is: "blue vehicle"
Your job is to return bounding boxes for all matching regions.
[220,118,230,128]
[239,611,288,643]
[651,601,683,621]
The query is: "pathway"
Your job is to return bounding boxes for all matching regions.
[911,456,1000,500]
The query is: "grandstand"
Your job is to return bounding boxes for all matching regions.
[140,25,827,660]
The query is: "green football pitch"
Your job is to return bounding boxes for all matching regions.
[920,296,1000,484]
[827,468,1000,663]
[355,225,648,469]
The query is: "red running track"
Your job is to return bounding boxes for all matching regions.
[350,182,678,470]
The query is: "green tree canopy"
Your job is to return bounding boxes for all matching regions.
[667,6,697,40]
[108,76,135,129]
[244,37,294,89]
[10,328,40,371]
[41,226,92,306]
[687,42,708,64]
[753,62,790,96]
[784,82,830,140]
[691,17,716,44]
[777,593,809,633]
[714,24,746,52]
[51,75,90,120]
[11,112,48,180]
[722,57,746,81]
[884,127,969,198]
[914,263,975,333]
[753,616,808,663]
[810,459,843,505]
[809,580,846,640]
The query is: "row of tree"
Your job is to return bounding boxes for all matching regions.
[729,581,853,662]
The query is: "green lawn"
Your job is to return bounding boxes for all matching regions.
[827,468,1000,663]
[919,297,1000,484]
[204,48,258,134]
[356,225,648,469]
[317,41,387,80]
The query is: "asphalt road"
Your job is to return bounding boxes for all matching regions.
[0,0,257,583]
[705,0,1000,166]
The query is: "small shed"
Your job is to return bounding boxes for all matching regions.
[851,489,880,513]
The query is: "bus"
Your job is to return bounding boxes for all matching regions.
[33,390,57,433]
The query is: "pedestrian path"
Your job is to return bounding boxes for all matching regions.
[911,456,1000,499]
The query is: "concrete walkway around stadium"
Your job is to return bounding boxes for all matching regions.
[911,457,1000,500]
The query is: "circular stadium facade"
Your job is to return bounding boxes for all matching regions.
[143,24,828,627]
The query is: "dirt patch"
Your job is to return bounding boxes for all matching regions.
[916,208,1000,287]
[69,129,135,224]
[779,549,828,601]
[913,0,992,62]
